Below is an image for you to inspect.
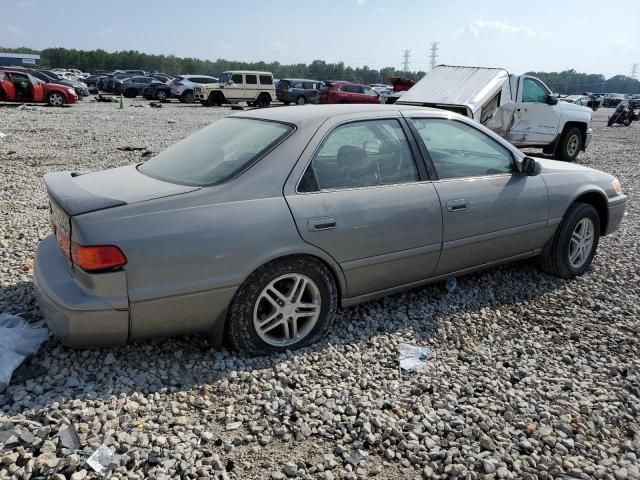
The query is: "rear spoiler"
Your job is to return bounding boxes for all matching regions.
[44,171,126,216]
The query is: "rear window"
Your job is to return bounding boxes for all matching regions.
[139,118,294,186]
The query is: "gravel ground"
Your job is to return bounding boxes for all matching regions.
[0,99,638,480]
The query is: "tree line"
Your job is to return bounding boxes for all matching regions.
[2,46,639,93]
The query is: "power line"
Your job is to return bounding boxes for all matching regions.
[631,63,639,79]
[429,42,439,70]
[402,49,411,74]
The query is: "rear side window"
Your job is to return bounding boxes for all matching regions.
[303,82,315,89]
[292,81,303,89]
[298,119,419,192]
[139,118,293,186]
[409,118,514,179]
[259,75,273,85]
[246,75,257,84]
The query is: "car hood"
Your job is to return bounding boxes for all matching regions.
[44,165,199,216]
[555,101,592,115]
[535,158,613,181]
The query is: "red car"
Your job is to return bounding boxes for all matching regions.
[317,81,380,104]
[0,69,79,107]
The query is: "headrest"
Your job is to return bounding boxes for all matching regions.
[337,145,368,169]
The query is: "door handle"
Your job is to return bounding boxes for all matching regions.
[446,199,468,212]
[307,216,336,231]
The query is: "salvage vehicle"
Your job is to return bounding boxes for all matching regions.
[396,65,593,161]
[119,76,161,97]
[0,69,78,106]
[195,70,275,107]
[607,101,639,126]
[276,78,324,105]
[35,105,626,352]
[27,69,90,98]
[170,75,218,103]
[143,81,171,101]
[316,81,380,104]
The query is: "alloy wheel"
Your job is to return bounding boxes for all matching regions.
[49,93,64,107]
[568,218,594,269]
[253,273,321,347]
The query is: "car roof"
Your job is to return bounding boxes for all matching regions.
[223,71,272,75]
[232,104,449,126]
[281,78,320,82]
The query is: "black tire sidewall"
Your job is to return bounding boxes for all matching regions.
[560,127,582,161]
[297,96,306,105]
[555,203,600,277]
[226,257,337,354]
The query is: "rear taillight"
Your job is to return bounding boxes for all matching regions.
[72,244,127,272]
[54,227,126,272]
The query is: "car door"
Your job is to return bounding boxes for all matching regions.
[509,76,560,145]
[228,73,244,100]
[284,114,442,298]
[245,74,259,101]
[407,115,550,275]
[0,72,16,100]
[363,86,380,104]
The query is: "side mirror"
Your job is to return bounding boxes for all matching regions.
[522,157,541,176]
[546,94,558,105]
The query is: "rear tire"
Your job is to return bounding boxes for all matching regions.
[541,202,600,278]
[223,257,337,354]
[556,127,582,162]
[156,90,167,101]
[256,93,271,108]
[296,95,307,105]
[124,88,137,98]
[180,90,194,103]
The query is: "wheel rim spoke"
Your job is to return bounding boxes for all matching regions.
[253,273,321,347]
[568,218,594,268]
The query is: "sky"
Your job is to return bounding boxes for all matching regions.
[1,0,639,78]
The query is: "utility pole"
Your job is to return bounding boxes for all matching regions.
[631,63,639,79]
[402,49,411,74]
[429,42,440,70]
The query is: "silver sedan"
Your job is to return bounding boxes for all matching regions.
[34,105,626,353]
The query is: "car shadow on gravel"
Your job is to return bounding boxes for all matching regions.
[1,258,569,413]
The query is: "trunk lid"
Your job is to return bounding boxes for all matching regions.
[44,165,199,217]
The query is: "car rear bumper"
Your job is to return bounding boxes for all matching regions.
[34,235,129,347]
[605,195,626,235]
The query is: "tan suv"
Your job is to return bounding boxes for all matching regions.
[194,70,275,107]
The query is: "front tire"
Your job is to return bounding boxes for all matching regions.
[46,92,65,107]
[556,127,582,162]
[156,90,167,101]
[541,202,600,278]
[296,95,307,105]
[224,257,337,354]
[180,90,194,103]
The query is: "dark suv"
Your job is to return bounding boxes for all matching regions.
[276,78,323,105]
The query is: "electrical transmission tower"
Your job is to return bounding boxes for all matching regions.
[631,63,639,79]
[429,42,440,70]
[402,49,411,73]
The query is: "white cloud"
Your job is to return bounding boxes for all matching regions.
[98,26,114,37]
[219,40,231,49]
[7,25,23,36]
[461,20,549,38]
[356,0,367,5]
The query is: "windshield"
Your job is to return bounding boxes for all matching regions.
[139,118,294,186]
[218,72,232,84]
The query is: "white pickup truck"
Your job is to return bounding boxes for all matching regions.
[396,65,593,161]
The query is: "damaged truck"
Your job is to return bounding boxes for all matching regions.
[396,65,592,161]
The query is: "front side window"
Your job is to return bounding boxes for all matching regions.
[231,74,243,84]
[409,118,514,179]
[522,78,549,103]
[139,118,293,186]
[298,119,419,192]
[292,81,303,89]
[363,87,378,96]
[245,75,257,85]
[259,75,273,85]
